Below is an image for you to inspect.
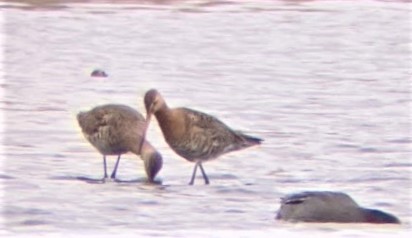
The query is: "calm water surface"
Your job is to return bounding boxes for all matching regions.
[0,0,411,237]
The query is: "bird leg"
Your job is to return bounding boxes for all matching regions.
[110,155,122,179]
[198,162,210,185]
[189,162,199,185]
[103,155,108,179]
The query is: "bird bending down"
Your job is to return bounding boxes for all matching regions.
[276,191,400,224]
[77,104,163,183]
[143,89,262,185]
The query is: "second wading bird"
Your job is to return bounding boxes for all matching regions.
[144,89,262,185]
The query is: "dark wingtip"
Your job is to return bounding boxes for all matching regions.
[363,208,401,224]
[244,134,263,145]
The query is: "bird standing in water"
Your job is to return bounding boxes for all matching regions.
[77,104,163,183]
[276,191,401,224]
[144,89,262,185]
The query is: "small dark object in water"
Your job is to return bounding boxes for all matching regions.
[276,191,401,224]
[91,69,108,77]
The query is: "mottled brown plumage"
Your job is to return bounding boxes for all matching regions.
[77,104,162,182]
[144,89,262,185]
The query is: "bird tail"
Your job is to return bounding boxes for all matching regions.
[237,132,263,146]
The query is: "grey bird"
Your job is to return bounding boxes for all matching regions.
[143,89,262,185]
[77,104,163,183]
[276,191,400,224]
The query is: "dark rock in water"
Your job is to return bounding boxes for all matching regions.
[276,191,400,224]
[91,69,108,77]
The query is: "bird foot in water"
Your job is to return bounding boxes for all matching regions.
[145,178,163,185]
[102,177,114,183]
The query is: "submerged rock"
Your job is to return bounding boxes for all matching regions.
[91,69,108,77]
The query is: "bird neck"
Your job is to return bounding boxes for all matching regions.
[155,101,169,114]
[154,104,172,125]
[154,107,186,145]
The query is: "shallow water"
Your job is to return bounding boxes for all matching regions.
[0,0,411,237]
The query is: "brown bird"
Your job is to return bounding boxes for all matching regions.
[276,191,400,224]
[144,89,262,185]
[77,104,163,182]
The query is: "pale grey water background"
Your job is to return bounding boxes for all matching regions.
[0,0,411,237]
